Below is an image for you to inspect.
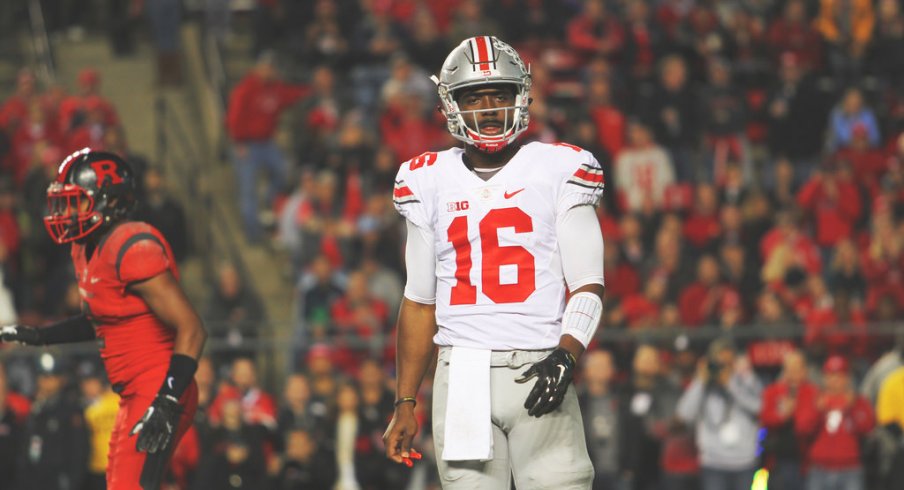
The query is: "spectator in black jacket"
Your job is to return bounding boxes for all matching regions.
[637,55,701,182]
[204,261,265,372]
[268,429,337,490]
[16,354,88,490]
[133,166,190,263]
[765,53,828,181]
[276,373,329,450]
[579,349,621,490]
[619,344,681,490]
[0,365,23,490]
[195,398,267,490]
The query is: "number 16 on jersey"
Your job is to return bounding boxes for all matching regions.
[447,207,537,305]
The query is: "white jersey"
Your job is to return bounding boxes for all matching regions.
[393,142,605,350]
[614,145,675,212]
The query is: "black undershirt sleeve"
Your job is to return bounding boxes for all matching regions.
[38,314,97,344]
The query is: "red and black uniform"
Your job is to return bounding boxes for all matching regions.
[73,221,197,489]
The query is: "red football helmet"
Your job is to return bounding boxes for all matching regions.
[44,148,136,244]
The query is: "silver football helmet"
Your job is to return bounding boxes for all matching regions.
[431,36,531,153]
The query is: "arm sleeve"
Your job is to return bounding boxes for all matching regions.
[852,397,876,434]
[676,379,706,423]
[116,235,171,283]
[402,220,437,305]
[728,372,763,416]
[760,386,786,428]
[39,314,96,344]
[556,205,605,290]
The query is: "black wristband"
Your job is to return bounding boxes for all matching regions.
[157,354,198,399]
[40,315,96,345]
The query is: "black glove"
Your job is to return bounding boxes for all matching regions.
[0,325,43,345]
[130,394,182,453]
[515,348,576,417]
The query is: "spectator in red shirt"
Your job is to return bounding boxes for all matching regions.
[679,255,731,327]
[226,52,310,243]
[795,356,874,490]
[805,289,869,359]
[0,178,21,287]
[797,160,863,251]
[209,357,278,431]
[586,76,626,160]
[683,183,722,255]
[622,0,663,82]
[295,65,343,166]
[330,270,389,373]
[379,93,446,161]
[567,0,625,63]
[748,291,799,377]
[63,96,118,155]
[862,211,904,313]
[622,274,667,328]
[66,68,121,130]
[10,101,62,185]
[834,125,889,193]
[766,0,823,69]
[0,69,37,131]
[761,211,824,283]
[604,240,640,301]
[760,350,817,490]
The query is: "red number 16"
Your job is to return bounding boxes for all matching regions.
[447,208,536,305]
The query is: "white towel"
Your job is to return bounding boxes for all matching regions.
[442,346,493,461]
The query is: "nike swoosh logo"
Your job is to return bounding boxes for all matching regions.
[504,188,525,199]
[167,377,174,390]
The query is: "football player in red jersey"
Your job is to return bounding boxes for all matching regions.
[1,148,207,490]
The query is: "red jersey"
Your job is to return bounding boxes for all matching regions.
[72,222,178,395]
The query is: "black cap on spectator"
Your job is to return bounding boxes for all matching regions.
[77,359,107,383]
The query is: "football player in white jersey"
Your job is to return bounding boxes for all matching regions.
[383,36,605,489]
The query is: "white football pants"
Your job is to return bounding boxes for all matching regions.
[432,347,594,489]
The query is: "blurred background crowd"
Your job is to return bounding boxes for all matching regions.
[0,0,903,488]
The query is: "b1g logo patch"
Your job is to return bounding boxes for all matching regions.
[447,200,470,212]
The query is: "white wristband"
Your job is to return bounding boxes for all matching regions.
[562,292,603,348]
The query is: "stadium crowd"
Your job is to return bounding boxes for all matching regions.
[0,0,904,488]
